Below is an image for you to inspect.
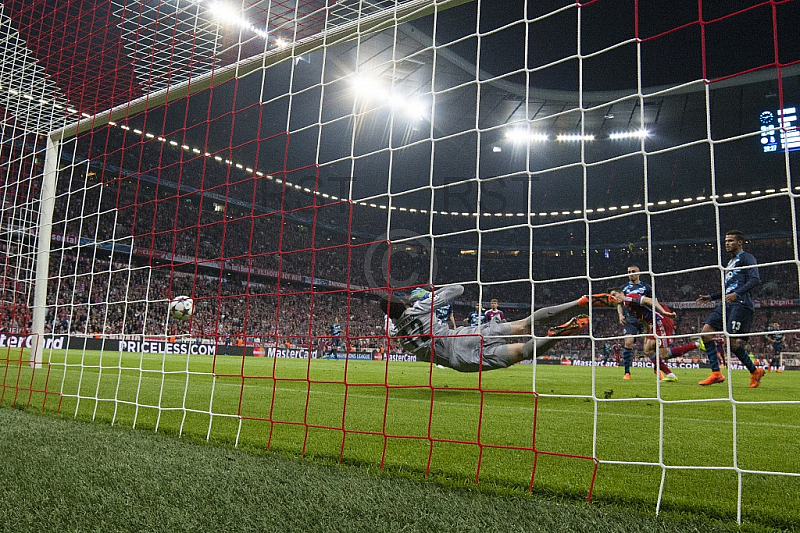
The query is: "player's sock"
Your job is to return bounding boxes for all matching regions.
[649,355,671,375]
[668,341,699,358]
[520,337,560,360]
[703,339,720,372]
[622,348,632,374]
[732,345,756,372]
[529,300,584,326]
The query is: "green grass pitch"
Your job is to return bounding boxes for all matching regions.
[2,349,798,527]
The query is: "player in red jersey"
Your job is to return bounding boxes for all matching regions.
[608,288,701,381]
[612,341,622,364]
[484,299,505,322]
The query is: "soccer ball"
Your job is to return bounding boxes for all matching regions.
[169,296,194,321]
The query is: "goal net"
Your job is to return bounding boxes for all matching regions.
[1,0,798,524]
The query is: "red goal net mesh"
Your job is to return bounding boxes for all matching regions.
[1,0,799,517]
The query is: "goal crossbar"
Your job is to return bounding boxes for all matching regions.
[49,0,472,141]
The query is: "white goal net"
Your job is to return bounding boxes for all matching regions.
[1,0,798,524]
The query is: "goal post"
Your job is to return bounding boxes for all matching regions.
[36,0,468,365]
[30,135,59,369]
[52,0,471,140]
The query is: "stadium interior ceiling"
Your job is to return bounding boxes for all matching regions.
[4,0,800,254]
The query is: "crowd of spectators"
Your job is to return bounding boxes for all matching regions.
[2,140,799,361]
[23,238,800,360]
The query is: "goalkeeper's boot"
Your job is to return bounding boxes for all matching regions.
[547,315,590,337]
[578,293,618,308]
[698,371,725,386]
[749,368,765,388]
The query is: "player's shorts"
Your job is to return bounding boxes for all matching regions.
[704,303,753,336]
[436,321,513,372]
[772,342,784,355]
[646,317,675,349]
[623,315,646,336]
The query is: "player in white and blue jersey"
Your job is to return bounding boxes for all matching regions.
[330,318,342,360]
[615,265,652,379]
[411,287,452,367]
[697,230,763,387]
[763,321,785,373]
[435,304,456,329]
[466,303,487,327]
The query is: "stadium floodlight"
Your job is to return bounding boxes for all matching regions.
[505,128,525,142]
[505,128,548,143]
[205,1,269,40]
[398,98,427,120]
[351,73,385,99]
[556,133,594,142]
[609,129,649,140]
[207,2,242,26]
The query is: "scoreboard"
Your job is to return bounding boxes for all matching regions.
[760,107,800,153]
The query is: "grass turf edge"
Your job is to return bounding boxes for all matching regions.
[0,405,786,533]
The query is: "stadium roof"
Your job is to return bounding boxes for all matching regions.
[3,0,799,242]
